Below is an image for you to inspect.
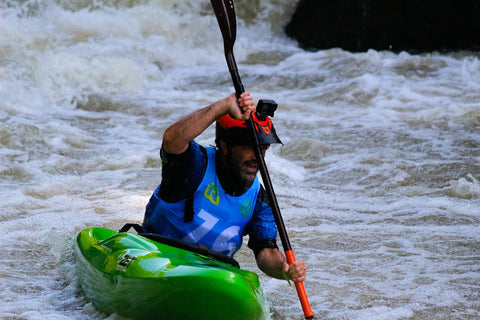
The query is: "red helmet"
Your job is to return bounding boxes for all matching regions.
[215,113,282,146]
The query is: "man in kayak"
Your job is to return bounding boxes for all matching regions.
[142,92,306,283]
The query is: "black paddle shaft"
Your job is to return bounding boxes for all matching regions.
[210,1,314,318]
[210,0,292,253]
[211,1,246,97]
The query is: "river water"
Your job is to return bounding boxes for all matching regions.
[1,0,479,319]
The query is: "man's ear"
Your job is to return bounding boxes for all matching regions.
[218,139,229,155]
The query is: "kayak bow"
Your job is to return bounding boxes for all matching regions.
[75,227,269,320]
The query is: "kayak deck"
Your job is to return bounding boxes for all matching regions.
[75,227,269,320]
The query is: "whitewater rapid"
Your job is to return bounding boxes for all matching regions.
[1,0,479,319]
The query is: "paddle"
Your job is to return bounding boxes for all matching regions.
[210,1,314,319]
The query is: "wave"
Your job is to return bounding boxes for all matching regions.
[0,0,300,113]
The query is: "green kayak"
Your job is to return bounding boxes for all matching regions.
[75,227,269,320]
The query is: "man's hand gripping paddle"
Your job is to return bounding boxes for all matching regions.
[210,1,314,319]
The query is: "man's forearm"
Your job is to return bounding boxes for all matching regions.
[256,248,287,280]
[162,97,232,154]
[256,247,307,282]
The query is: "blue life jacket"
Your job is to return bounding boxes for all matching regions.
[143,147,260,257]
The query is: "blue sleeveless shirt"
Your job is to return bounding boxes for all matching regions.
[143,147,260,257]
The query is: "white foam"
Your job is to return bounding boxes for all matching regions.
[448,174,480,199]
[1,0,480,319]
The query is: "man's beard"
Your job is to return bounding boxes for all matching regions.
[229,155,257,185]
[220,152,258,195]
[237,159,259,183]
